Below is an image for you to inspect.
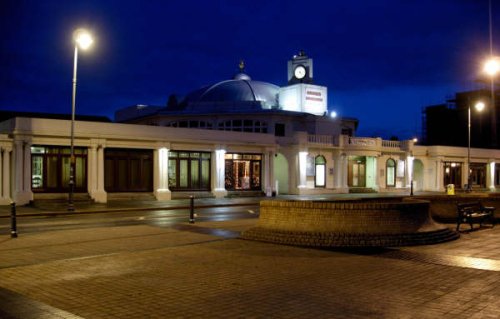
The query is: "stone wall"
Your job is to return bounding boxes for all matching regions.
[241,197,459,247]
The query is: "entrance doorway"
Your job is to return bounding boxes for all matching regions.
[274,153,289,194]
[348,156,366,187]
[443,162,462,189]
[413,159,424,191]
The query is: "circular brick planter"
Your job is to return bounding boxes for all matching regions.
[241,198,459,247]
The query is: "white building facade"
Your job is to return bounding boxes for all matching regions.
[2,116,500,206]
[2,52,500,205]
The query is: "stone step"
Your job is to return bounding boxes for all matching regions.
[349,187,378,193]
[107,192,156,201]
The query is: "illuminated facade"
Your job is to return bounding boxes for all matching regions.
[1,53,500,205]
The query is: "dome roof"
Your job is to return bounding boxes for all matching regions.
[182,74,279,112]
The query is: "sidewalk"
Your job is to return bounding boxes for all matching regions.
[0,215,499,318]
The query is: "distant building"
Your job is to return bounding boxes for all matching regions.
[422,89,500,149]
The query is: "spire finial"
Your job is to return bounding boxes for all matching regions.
[239,59,245,72]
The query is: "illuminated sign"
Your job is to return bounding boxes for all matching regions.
[279,84,327,116]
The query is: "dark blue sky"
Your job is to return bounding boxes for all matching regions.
[1,0,498,139]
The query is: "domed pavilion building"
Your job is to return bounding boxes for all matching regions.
[2,51,495,206]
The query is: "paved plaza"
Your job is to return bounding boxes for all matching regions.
[0,200,499,318]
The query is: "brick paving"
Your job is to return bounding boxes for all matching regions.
[0,217,500,318]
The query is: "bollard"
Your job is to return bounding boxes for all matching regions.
[11,202,18,238]
[189,195,195,224]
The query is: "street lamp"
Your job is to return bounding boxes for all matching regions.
[466,101,486,192]
[68,28,93,211]
[483,57,499,148]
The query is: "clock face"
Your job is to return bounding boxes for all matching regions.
[294,65,306,79]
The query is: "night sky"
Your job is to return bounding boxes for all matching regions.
[1,0,498,139]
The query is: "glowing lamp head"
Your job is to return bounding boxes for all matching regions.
[74,29,93,50]
[412,137,418,143]
[475,101,485,112]
[484,58,500,76]
[330,111,337,118]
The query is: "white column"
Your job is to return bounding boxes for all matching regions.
[298,151,307,188]
[23,142,31,193]
[13,140,32,204]
[365,156,378,190]
[269,150,275,196]
[155,147,171,201]
[264,151,270,196]
[435,157,444,192]
[407,155,414,188]
[0,148,11,204]
[93,145,107,203]
[88,145,98,197]
[487,161,495,190]
[14,141,23,197]
[264,149,275,196]
[212,148,227,198]
[0,148,2,200]
[341,154,349,190]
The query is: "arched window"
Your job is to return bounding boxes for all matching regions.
[315,155,326,187]
[386,159,396,187]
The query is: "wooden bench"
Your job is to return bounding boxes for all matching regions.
[456,201,496,231]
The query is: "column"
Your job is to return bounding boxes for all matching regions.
[487,161,495,190]
[13,140,32,204]
[23,142,33,199]
[269,150,275,196]
[365,156,378,190]
[154,147,171,201]
[376,155,385,190]
[342,154,349,190]
[2,148,12,203]
[435,157,444,192]
[0,148,2,200]
[406,155,414,188]
[297,151,307,188]
[93,144,107,203]
[14,140,23,198]
[1,148,11,204]
[212,148,227,198]
[88,145,98,197]
[264,149,275,197]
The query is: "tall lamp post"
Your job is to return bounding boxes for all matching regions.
[466,101,485,192]
[484,57,499,148]
[68,29,93,211]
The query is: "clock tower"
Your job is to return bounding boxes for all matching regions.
[279,51,327,116]
[287,50,313,84]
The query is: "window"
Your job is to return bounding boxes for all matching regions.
[386,159,396,187]
[443,162,462,188]
[168,151,211,191]
[275,123,285,136]
[224,153,262,191]
[470,163,486,188]
[315,155,326,187]
[105,149,153,192]
[31,146,87,192]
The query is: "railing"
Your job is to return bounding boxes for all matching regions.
[306,134,413,152]
[382,140,401,148]
[307,134,336,146]
[346,136,377,146]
